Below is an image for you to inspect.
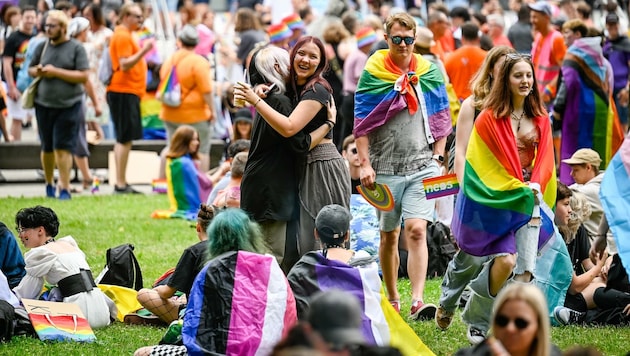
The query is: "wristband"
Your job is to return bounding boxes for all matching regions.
[324,121,334,130]
[254,97,261,107]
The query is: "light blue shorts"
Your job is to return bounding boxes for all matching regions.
[376,161,440,232]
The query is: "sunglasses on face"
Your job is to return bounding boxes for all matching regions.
[390,36,415,45]
[494,314,530,330]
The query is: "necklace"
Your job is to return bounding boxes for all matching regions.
[44,238,55,244]
[511,110,525,133]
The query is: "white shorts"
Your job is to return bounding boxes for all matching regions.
[2,81,35,120]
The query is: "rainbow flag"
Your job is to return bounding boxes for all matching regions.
[136,27,160,63]
[423,173,459,200]
[151,155,201,221]
[353,50,451,140]
[184,251,296,356]
[288,252,435,356]
[151,178,167,194]
[600,132,630,277]
[558,37,624,184]
[451,109,557,257]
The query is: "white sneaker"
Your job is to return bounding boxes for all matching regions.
[466,326,486,345]
[553,306,585,325]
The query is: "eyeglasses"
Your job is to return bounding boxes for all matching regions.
[494,314,530,330]
[506,53,532,61]
[350,148,358,154]
[16,226,36,234]
[389,36,415,45]
[44,24,59,29]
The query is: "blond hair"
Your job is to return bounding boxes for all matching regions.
[46,10,69,31]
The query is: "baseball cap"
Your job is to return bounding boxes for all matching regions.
[606,13,619,24]
[233,108,253,124]
[307,290,366,348]
[268,23,292,43]
[355,27,378,49]
[178,25,199,46]
[315,204,351,242]
[528,1,553,17]
[561,148,602,166]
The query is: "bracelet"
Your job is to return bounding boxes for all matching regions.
[324,121,334,130]
[254,97,261,107]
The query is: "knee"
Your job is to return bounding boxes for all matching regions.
[134,346,153,356]
[405,221,428,242]
[493,254,516,274]
[137,288,156,305]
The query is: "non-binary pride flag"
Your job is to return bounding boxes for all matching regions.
[184,251,296,356]
[288,252,435,356]
[600,132,630,277]
[451,109,557,257]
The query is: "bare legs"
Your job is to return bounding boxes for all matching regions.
[114,141,132,188]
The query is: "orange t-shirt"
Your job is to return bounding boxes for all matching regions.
[444,46,487,100]
[159,49,212,124]
[107,25,147,98]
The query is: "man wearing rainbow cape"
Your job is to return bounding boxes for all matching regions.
[353,12,451,320]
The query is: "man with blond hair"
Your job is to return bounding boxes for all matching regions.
[354,12,451,320]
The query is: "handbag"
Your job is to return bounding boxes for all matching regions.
[156,52,192,107]
[21,299,96,342]
[21,40,49,109]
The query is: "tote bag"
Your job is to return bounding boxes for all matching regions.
[21,41,49,109]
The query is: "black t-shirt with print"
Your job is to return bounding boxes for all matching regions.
[2,30,34,82]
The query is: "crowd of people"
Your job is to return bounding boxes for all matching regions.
[0,0,630,354]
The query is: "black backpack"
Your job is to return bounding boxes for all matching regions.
[426,222,457,279]
[95,244,143,290]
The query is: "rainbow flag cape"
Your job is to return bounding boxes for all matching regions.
[600,132,630,277]
[353,50,451,140]
[151,155,201,221]
[184,251,296,356]
[558,37,624,184]
[451,110,557,256]
[287,252,435,356]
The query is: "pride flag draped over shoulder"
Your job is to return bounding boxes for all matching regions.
[287,252,435,356]
[151,155,201,221]
[558,37,624,184]
[600,132,630,277]
[353,50,451,139]
[183,251,296,356]
[451,110,557,256]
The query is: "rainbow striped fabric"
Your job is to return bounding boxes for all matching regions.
[600,132,630,277]
[151,155,201,221]
[287,252,435,356]
[451,110,557,256]
[354,50,451,139]
[558,37,624,184]
[184,251,296,356]
[29,314,96,342]
[423,173,459,200]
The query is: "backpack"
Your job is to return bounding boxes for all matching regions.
[95,244,143,290]
[426,222,457,279]
[98,43,114,85]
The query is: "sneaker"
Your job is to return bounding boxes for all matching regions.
[409,300,437,321]
[435,306,454,330]
[46,184,56,198]
[389,300,400,313]
[467,326,486,345]
[553,306,585,325]
[58,189,71,200]
[114,184,141,194]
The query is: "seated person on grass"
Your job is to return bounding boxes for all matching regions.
[136,204,215,324]
[0,221,25,289]
[134,208,296,356]
[287,204,433,355]
[211,152,247,209]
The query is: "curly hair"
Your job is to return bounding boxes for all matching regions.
[15,206,60,238]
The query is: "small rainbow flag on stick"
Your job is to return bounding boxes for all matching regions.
[152,178,168,194]
[423,173,459,200]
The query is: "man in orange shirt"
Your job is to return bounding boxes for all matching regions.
[427,11,450,62]
[444,23,487,101]
[106,3,154,194]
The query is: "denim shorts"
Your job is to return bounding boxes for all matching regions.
[376,160,440,232]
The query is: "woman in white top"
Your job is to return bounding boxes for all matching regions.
[13,206,116,328]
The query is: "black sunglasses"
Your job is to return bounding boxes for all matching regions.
[494,314,530,330]
[390,36,415,45]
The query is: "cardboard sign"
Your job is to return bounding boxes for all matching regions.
[423,173,460,200]
[22,299,96,342]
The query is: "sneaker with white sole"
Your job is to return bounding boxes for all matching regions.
[435,306,454,330]
[553,306,585,325]
[409,300,437,321]
[466,326,486,345]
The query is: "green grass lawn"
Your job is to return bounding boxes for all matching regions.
[1,194,629,355]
